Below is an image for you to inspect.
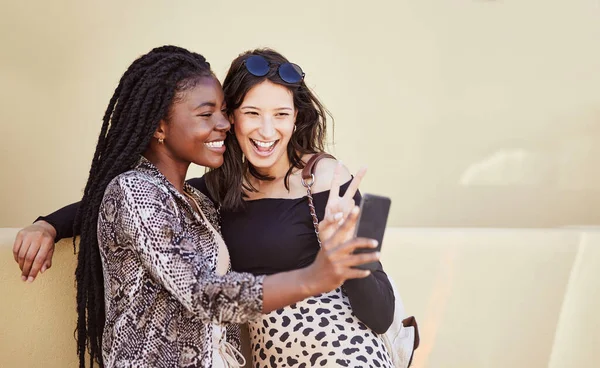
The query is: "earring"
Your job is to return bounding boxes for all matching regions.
[241,153,246,163]
[158,138,164,144]
[294,125,297,132]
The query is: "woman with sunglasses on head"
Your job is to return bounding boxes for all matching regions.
[204,49,395,368]
[14,48,395,367]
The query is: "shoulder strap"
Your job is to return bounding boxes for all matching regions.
[300,152,335,248]
[301,153,336,181]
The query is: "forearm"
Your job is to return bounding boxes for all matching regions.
[262,267,315,314]
[180,266,316,323]
[344,267,395,334]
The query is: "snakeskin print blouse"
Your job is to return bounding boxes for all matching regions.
[97,157,264,367]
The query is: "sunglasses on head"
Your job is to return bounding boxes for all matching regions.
[243,55,305,84]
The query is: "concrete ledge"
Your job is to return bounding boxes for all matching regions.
[1,227,598,367]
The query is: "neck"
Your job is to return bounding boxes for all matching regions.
[143,149,190,194]
[253,153,293,182]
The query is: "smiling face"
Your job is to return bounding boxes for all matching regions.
[154,76,230,169]
[232,80,297,174]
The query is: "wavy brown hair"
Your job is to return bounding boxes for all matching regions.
[205,48,332,211]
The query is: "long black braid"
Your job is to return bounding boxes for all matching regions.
[72,45,213,367]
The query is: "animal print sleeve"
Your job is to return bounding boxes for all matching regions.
[104,174,265,324]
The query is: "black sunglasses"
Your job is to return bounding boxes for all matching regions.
[243,55,305,84]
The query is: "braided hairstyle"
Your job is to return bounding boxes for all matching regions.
[72,45,213,367]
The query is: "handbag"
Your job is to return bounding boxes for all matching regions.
[300,153,420,368]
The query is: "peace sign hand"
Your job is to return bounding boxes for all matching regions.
[318,162,367,243]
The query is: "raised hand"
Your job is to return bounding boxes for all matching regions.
[305,206,379,295]
[318,162,366,243]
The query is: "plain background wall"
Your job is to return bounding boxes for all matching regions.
[1,0,599,228]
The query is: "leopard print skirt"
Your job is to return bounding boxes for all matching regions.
[248,288,393,368]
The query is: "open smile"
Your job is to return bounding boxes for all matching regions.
[204,140,225,153]
[250,138,279,156]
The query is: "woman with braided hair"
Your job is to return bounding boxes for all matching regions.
[20,45,379,367]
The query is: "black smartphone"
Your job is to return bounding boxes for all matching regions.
[353,193,391,271]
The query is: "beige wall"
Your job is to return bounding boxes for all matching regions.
[2,227,600,367]
[1,0,599,228]
[3,4,599,366]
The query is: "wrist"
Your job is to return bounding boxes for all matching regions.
[296,266,320,297]
[35,220,57,239]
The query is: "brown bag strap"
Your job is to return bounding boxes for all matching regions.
[301,153,336,181]
[402,316,420,349]
[300,153,336,247]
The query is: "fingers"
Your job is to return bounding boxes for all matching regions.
[332,250,379,283]
[17,239,32,276]
[21,242,42,282]
[343,166,367,202]
[322,206,360,249]
[42,246,55,273]
[325,251,378,284]
[336,237,379,255]
[326,161,344,205]
[13,231,24,263]
[344,268,372,279]
[26,239,54,281]
[320,211,344,229]
[341,251,380,268]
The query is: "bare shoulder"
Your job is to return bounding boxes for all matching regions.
[309,155,352,192]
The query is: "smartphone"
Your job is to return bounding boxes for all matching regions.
[353,193,391,271]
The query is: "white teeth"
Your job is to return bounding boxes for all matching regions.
[252,139,276,148]
[205,141,224,148]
